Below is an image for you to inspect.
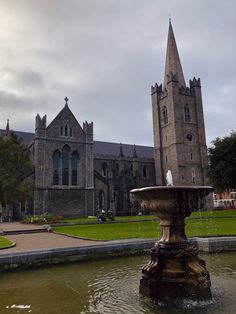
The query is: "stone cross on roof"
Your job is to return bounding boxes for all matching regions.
[64,96,69,106]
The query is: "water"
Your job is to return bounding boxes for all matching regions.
[0,253,235,314]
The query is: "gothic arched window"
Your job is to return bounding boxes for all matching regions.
[52,150,61,185]
[184,104,191,122]
[71,151,79,186]
[98,190,105,209]
[115,163,119,177]
[102,162,107,176]
[62,145,70,185]
[65,125,68,136]
[130,164,133,173]
[192,168,196,184]
[162,106,168,125]
[143,165,147,178]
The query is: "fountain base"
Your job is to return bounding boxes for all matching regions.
[140,241,212,300]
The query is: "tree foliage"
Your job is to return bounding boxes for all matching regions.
[208,131,236,191]
[0,132,34,209]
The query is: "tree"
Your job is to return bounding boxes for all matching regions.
[0,132,34,219]
[208,131,236,192]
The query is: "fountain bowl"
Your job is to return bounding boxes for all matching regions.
[130,185,213,301]
[131,185,213,219]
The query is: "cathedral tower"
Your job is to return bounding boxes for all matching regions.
[152,20,208,186]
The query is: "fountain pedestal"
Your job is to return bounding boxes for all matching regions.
[131,186,212,301]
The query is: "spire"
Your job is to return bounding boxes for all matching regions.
[119,143,124,158]
[5,119,10,136]
[163,20,186,88]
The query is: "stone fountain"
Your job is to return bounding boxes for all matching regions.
[131,184,213,301]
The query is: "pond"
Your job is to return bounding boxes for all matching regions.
[0,252,235,314]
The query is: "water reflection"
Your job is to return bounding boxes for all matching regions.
[0,253,235,314]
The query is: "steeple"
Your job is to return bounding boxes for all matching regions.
[5,119,10,136]
[163,19,186,88]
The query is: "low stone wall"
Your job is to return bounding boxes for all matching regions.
[0,237,235,272]
[0,239,152,272]
[195,236,236,252]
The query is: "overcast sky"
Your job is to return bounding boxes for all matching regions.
[0,0,235,147]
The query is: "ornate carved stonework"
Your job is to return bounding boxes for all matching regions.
[131,186,213,301]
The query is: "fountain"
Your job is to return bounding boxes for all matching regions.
[131,183,213,301]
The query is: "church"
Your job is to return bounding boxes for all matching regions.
[0,21,208,218]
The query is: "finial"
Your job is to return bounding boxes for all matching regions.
[168,13,171,24]
[119,143,124,158]
[64,96,69,106]
[133,144,138,158]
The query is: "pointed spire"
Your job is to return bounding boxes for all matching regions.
[119,143,124,158]
[5,119,10,136]
[133,144,138,158]
[163,20,186,88]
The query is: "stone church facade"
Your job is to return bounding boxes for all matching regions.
[0,21,209,218]
[30,99,155,217]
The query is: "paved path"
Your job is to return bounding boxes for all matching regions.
[0,233,104,253]
[0,222,44,231]
[0,222,105,254]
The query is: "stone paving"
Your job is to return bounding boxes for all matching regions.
[0,222,105,254]
[0,222,44,231]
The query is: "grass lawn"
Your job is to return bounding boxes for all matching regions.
[189,209,236,218]
[0,236,13,249]
[61,209,236,224]
[63,215,157,223]
[53,217,236,241]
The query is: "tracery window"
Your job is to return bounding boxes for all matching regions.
[184,104,191,122]
[99,190,105,209]
[102,162,107,176]
[115,163,119,177]
[52,150,61,185]
[162,106,168,125]
[71,151,79,185]
[192,168,196,184]
[143,165,147,178]
[62,145,70,185]
[65,125,68,136]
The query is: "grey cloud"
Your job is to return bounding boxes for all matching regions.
[1,68,45,92]
[0,0,235,146]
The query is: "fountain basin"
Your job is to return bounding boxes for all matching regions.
[131,185,213,217]
[130,185,213,301]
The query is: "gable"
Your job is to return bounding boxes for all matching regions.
[46,105,85,140]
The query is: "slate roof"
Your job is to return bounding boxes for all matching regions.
[0,129,154,159]
[0,129,34,146]
[94,140,154,158]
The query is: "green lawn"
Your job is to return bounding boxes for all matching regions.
[61,209,236,225]
[53,217,236,241]
[189,209,236,218]
[0,236,13,249]
[63,215,157,223]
